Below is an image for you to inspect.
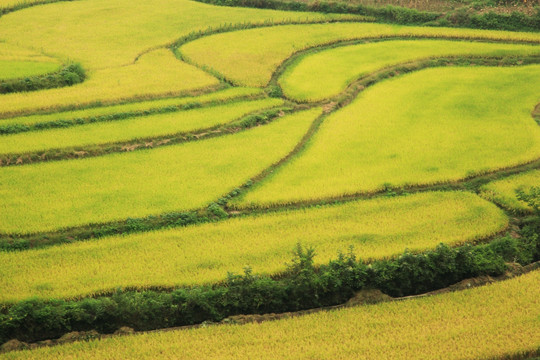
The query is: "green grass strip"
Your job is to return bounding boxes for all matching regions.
[279,39,540,101]
[0,87,262,131]
[0,60,60,81]
[0,98,283,156]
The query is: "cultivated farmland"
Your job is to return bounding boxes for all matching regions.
[0,0,539,358]
[3,270,539,360]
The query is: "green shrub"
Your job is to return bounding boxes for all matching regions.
[1,232,538,344]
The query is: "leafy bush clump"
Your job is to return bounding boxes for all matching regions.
[2,231,538,344]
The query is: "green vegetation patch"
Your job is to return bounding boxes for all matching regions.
[179,22,540,87]
[5,270,539,359]
[0,98,283,155]
[237,66,540,207]
[0,191,507,302]
[481,169,540,213]
[279,39,540,101]
[0,108,321,234]
[0,60,60,81]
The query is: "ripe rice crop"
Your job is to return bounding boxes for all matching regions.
[481,169,540,213]
[0,108,321,234]
[0,87,262,126]
[6,270,539,359]
[180,22,540,87]
[0,191,507,302]
[0,98,283,154]
[279,39,540,101]
[0,0,342,69]
[237,66,540,207]
[0,49,219,116]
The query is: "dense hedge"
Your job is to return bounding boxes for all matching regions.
[438,7,540,31]
[193,0,540,31]
[195,0,439,25]
[0,63,85,95]
[1,228,538,344]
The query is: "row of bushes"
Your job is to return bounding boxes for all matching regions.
[437,7,540,31]
[0,63,85,95]
[1,225,538,344]
[196,0,439,25]
[193,0,540,31]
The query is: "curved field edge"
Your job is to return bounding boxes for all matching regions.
[0,49,220,118]
[178,22,540,88]
[277,39,540,102]
[0,59,538,247]
[480,169,540,214]
[0,98,284,158]
[0,0,356,70]
[0,191,508,302]
[0,87,262,130]
[0,108,321,234]
[4,270,539,359]
[234,65,540,208]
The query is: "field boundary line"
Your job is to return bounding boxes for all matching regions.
[177,32,540,87]
[1,57,539,249]
[0,92,266,136]
[0,84,227,119]
[226,55,540,208]
[0,105,293,166]
[2,262,537,353]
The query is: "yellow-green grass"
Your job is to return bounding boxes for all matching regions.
[6,271,539,360]
[279,39,540,101]
[180,22,540,87]
[0,42,60,80]
[0,0,347,69]
[0,98,283,155]
[0,49,219,117]
[481,169,540,213]
[0,87,262,125]
[0,108,321,234]
[0,42,57,63]
[0,0,47,8]
[0,60,60,80]
[236,66,540,207]
[0,191,507,302]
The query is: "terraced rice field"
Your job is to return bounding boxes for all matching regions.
[0,192,507,302]
[4,271,539,360]
[481,169,540,213]
[237,66,540,207]
[0,108,320,233]
[0,98,283,155]
[0,0,539,358]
